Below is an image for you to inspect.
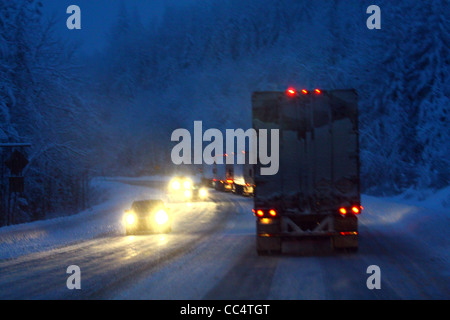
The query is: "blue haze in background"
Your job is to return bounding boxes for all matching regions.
[0,0,448,223]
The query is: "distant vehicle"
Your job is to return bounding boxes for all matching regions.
[123,200,172,235]
[210,159,234,192]
[203,159,253,194]
[231,158,255,197]
[252,88,361,255]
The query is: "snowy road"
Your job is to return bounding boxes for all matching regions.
[0,179,448,300]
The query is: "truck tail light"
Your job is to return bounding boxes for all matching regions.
[315,89,322,94]
[269,209,277,217]
[301,89,308,95]
[256,210,264,217]
[286,87,297,97]
[339,206,361,216]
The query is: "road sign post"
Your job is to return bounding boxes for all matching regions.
[5,150,29,175]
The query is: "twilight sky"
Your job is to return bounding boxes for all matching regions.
[39,0,198,54]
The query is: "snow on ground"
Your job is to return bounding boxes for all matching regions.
[387,185,450,211]
[112,193,256,300]
[113,187,450,299]
[107,174,202,184]
[361,187,449,253]
[0,175,448,299]
[0,177,167,260]
[104,175,173,182]
[360,187,450,288]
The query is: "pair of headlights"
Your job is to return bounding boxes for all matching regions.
[124,210,169,226]
[171,179,192,191]
[184,188,208,199]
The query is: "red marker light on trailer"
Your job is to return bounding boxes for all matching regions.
[286,88,297,97]
[301,89,308,95]
[315,89,322,94]
[339,207,347,215]
[256,210,264,217]
[341,231,358,236]
[269,209,277,217]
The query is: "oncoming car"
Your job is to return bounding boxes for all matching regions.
[169,176,193,192]
[168,176,195,201]
[123,200,172,235]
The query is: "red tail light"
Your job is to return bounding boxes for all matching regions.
[301,89,308,95]
[252,209,256,214]
[269,209,277,217]
[286,87,297,96]
[315,89,322,94]
[256,210,264,217]
[351,206,360,214]
[339,207,347,215]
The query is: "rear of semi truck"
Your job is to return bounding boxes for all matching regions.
[252,89,361,255]
[232,149,255,196]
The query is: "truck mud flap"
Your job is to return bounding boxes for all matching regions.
[256,219,282,255]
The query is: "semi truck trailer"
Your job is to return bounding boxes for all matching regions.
[252,88,361,255]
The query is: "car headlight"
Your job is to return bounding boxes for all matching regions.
[184,189,192,199]
[155,210,169,225]
[199,188,208,198]
[183,180,192,189]
[171,180,181,190]
[125,213,136,225]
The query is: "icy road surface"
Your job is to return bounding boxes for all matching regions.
[0,178,448,299]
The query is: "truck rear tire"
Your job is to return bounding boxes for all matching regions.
[256,236,281,255]
[331,235,358,252]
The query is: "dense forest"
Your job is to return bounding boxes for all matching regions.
[0,0,448,225]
